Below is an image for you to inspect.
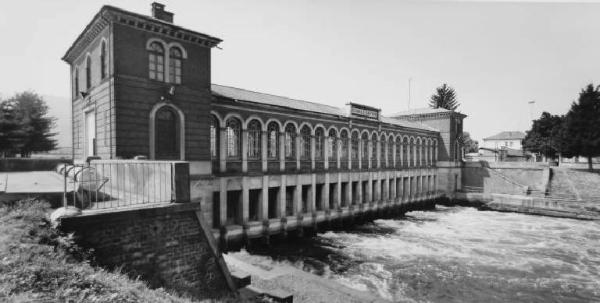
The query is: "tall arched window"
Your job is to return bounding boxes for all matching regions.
[409,138,415,167]
[315,128,324,160]
[328,129,337,161]
[361,133,369,163]
[267,122,279,159]
[351,132,359,161]
[226,118,241,159]
[388,135,394,166]
[210,115,219,159]
[416,138,422,167]
[433,140,437,163]
[340,130,349,160]
[85,55,92,90]
[148,42,165,81]
[380,135,387,167]
[100,40,107,80]
[396,137,402,167]
[284,124,296,160]
[169,47,183,84]
[300,125,311,160]
[247,120,262,159]
[370,133,377,167]
[402,137,408,167]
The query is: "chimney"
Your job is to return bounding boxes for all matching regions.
[151,2,174,23]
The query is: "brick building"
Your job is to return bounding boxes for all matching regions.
[62,3,465,232]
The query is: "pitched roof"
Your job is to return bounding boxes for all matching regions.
[211,84,438,132]
[483,131,526,141]
[390,107,453,116]
[211,84,344,116]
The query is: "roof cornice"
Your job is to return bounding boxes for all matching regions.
[62,5,222,64]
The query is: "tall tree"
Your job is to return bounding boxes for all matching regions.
[522,112,565,160]
[0,92,56,157]
[462,132,479,153]
[429,83,460,110]
[562,84,600,171]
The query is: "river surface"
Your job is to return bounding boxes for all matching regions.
[231,206,600,302]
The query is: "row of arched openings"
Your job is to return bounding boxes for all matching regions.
[210,115,437,169]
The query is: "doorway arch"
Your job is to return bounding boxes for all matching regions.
[149,103,185,160]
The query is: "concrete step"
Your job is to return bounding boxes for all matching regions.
[239,285,293,303]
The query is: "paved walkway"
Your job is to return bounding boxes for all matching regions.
[0,171,64,194]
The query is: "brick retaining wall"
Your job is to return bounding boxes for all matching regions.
[59,203,236,300]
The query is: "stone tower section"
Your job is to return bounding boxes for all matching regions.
[391,108,466,164]
[62,3,222,172]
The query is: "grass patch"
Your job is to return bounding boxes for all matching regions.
[0,199,242,303]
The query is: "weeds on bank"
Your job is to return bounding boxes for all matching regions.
[0,199,242,303]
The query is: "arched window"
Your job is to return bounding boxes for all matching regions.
[148,42,165,81]
[433,140,437,163]
[284,124,296,160]
[100,40,107,80]
[267,122,279,159]
[370,133,377,167]
[300,125,311,160]
[388,135,394,165]
[247,120,262,159]
[328,129,337,161]
[340,130,349,160]
[315,128,324,160]
[402,137,408,167]
[85,55,92,90]
[417,138,422,167]
[396,137,402,167]
[380,135,387,167]
[169,47,183,84]
[210,115,219,159]
[351,132,359,161]
[361,133,369,162]
[409,138,415,167]
[226,118,241,159]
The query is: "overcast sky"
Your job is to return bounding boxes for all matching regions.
[1,0,598,143]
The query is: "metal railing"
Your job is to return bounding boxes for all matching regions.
[60,160,188,211]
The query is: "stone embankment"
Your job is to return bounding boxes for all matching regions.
[457,166,600,220]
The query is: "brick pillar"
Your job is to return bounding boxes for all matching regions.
[311,135,315,170]
[219,178,227,226]
[242,129,248,173]
[279,132,285,172]
[323,173,330,210]
[261,130,267,172]
[295,132,301,170]
[279,175,286,218]
[261,175,268,220]
[219,128,227,172]
[310,174,316,212]
[324,135,329,170]
[241,176,249,224]
[295,175,301,213]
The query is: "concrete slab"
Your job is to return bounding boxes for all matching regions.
[1,171,64,194]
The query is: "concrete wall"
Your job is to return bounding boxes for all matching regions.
[0,158,72,172]
[59,203,236,299]
[462,161,547,195]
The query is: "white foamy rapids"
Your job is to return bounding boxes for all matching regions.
[235,206,600,302]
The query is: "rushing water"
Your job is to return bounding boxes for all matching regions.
[232,206,600,302]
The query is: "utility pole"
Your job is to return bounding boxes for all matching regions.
[408,77,412,109]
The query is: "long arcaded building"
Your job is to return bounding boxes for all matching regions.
[62,3,465,242]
